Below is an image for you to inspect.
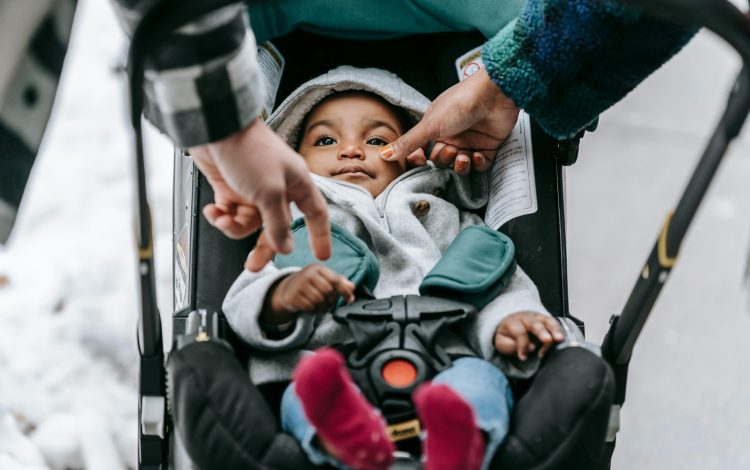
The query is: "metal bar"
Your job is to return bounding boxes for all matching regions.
[128,2,242,468]
[603,65,750,369]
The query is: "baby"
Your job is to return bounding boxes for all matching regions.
[223,67,563,470]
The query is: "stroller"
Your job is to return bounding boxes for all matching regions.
[128,1,750,469]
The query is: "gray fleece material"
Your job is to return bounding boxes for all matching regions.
[223,167,549,384]
[223,67,549,385]
[267,66,429,149]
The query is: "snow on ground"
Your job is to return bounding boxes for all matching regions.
[0,1,171,468]
[1,1,749,469]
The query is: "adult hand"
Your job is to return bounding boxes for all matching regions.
[380,68,520,176]
[189,118,331,270]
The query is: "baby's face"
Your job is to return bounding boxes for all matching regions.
[298,94,407,197]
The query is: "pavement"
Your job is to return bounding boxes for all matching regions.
[567,28,750,470]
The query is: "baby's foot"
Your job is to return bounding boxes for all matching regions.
[413,383,485,470]
[294,348,394,470]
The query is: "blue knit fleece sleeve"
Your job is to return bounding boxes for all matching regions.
[482,0,698,139]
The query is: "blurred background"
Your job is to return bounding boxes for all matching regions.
[0,1,748,468]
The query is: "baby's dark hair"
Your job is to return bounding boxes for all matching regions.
[296,90,414,150]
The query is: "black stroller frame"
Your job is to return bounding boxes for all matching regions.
[128,1,750,469]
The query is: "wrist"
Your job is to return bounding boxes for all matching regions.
[262,277,297,325]
[476,67,518,111]
[212,116,263,151]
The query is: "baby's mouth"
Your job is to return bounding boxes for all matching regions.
[337,165,373,178]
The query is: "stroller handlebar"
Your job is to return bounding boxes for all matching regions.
[620,0,750,64]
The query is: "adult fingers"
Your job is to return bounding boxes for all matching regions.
[428,142,447,161]
[406,147,428,168]
[245,232,276,272]
[472,152,492,173]
[292,175,332,261]
[454,154,471,176]
[380,118,439,162]
[233,204,263,234]
[431,144,458,168]
[202,204,224,226]
[256,186,294,254]
[204,204,257,239]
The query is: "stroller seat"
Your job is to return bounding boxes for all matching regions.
[162,30,616,470]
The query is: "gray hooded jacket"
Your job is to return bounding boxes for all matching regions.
[223,67,548,385]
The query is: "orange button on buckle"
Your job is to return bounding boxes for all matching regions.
[381,359,418,388]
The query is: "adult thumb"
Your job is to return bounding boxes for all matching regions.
[379,119,438,162]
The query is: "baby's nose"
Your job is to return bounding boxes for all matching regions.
[338,143,365,159]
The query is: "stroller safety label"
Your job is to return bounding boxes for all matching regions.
[455,48,538,229]
[485,112,538,229]
[455,45,484,80]
[257,41,285,120]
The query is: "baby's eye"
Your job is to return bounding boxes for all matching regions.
[314,136,336,146]
[366,137,389,146]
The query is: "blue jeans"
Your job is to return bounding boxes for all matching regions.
[281,357,514,470]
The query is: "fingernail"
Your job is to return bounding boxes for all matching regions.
[379,144,394,159]
[455,160,468,172]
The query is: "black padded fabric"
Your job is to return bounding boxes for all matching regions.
[167,341,313,469]
[491,347,615,470]
[173,29,604,470]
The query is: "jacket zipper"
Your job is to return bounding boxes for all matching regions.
[315,165,439,232]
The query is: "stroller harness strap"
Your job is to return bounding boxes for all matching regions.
[274,219,518,309]
[274,220,518,445]
[274,218,380,305]
[420,225,517,310]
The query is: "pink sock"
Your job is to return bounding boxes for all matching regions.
[413,383,485,470]
[293,348,394,470]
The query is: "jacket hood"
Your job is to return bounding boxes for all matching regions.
[267,66,430,148]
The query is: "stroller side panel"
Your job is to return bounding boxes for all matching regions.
[504,122,571,318]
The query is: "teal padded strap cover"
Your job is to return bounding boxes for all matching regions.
[274,218,380,305]
[419,226,516,310]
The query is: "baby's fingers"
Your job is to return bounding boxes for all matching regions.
[537,316,565,358]
[529,319,556,358]
[494,334,517,356]
[307,275,339,312]
[318,266,356,305]
[504,320,531,361]
[543,316,565,342]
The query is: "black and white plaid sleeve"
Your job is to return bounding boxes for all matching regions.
[111,2,264,147]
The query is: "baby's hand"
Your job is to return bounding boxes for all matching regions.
[269,264,356,319]
[494,311,564,361]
